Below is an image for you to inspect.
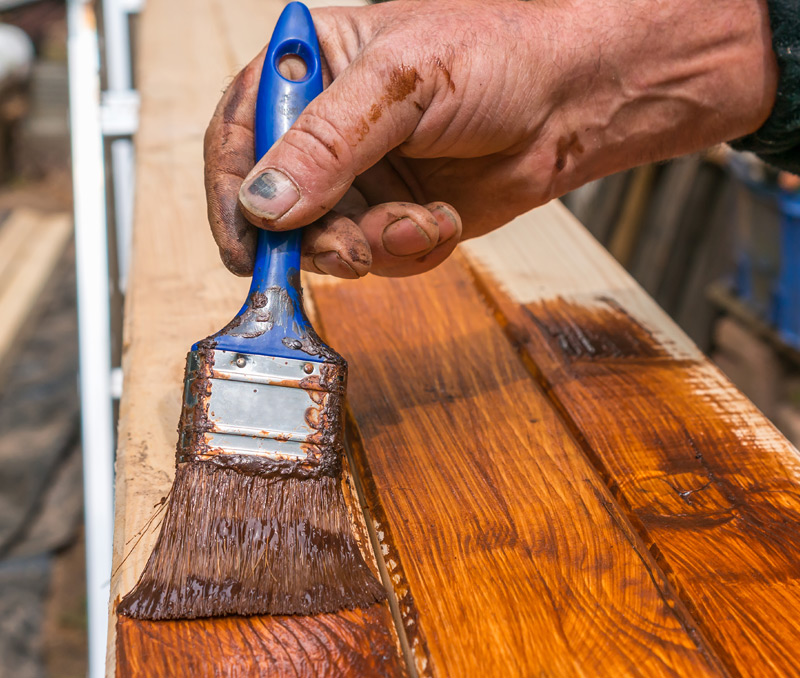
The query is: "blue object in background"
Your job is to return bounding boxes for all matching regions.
[729,152,800,349]
[775,191,800,348]
[729,155,784,322]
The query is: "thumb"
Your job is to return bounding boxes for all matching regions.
[238,51,429,230]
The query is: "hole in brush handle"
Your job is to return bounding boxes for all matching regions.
[256,2,323,156]
[275,42,312,82]
[277,53,308,81]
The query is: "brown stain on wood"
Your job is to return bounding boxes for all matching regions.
[343,415,433,676]
[522,297,668,361]
[309,258,727,677]
[474,281,800,677]
[116,604,406,678]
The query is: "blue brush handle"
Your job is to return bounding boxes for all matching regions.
[251,1,322,295]
[208,2,325,360]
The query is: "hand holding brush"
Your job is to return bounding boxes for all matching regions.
[118,2,386,620]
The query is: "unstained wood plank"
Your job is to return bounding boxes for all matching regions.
[462,200,800,677]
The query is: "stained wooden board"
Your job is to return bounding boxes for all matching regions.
[309,260,728,677]
[0,208,72,373]
[109,0,405,674]
[115,0,795,674]
[116,605,404,678]
[462,201,800,677]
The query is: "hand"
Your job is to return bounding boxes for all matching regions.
[205,0,777,278]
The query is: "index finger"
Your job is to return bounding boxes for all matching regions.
[204,56,262,275]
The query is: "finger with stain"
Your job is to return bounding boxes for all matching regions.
[301,212,372,279]
[357,200,461,277]
[204,53,263,276]
[374,202,462,278]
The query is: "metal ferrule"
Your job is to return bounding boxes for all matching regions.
[178,348,345,465]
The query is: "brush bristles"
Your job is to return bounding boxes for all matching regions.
[117,462,386,620]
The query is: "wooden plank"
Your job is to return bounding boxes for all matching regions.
[116,606,404,678]
[629,156,702,295]
[309,259,727,677]
[0,208,72,373]
[656,162,726,315]
[565,171,631,245]
[0,210,34,284]
[119,0,728,663]
[462,201,800,677]
[114,0,766,675]
[109,0,406,674]
[607,164,658,267]
[674,176,735,352]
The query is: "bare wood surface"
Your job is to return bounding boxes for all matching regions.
[462,201,800,677]
[310,260,726,677]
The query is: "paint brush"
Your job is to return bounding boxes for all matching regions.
[117,2,385,620]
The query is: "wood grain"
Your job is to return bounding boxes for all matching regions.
[607,164,657,266]
[116,0,797,673]
[463,201,800,677]
[629,156,702,294]
[309,259,727,677]
[116,604,404,678]
[110,0,405,674]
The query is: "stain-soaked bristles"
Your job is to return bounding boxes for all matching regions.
[117,462,386,620]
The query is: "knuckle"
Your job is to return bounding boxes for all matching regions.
[282,111,355,177]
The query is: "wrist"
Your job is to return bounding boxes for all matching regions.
[539,0,778,193]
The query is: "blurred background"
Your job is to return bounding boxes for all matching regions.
[0,0,134,675]
[0,2,84,677]
[0,0,798,676]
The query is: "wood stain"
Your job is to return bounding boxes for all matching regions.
[479,284,800,677]
[116,604,406,678]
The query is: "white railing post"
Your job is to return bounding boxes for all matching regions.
[66,2,115,676]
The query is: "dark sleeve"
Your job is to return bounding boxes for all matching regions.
[730,0,800,173]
